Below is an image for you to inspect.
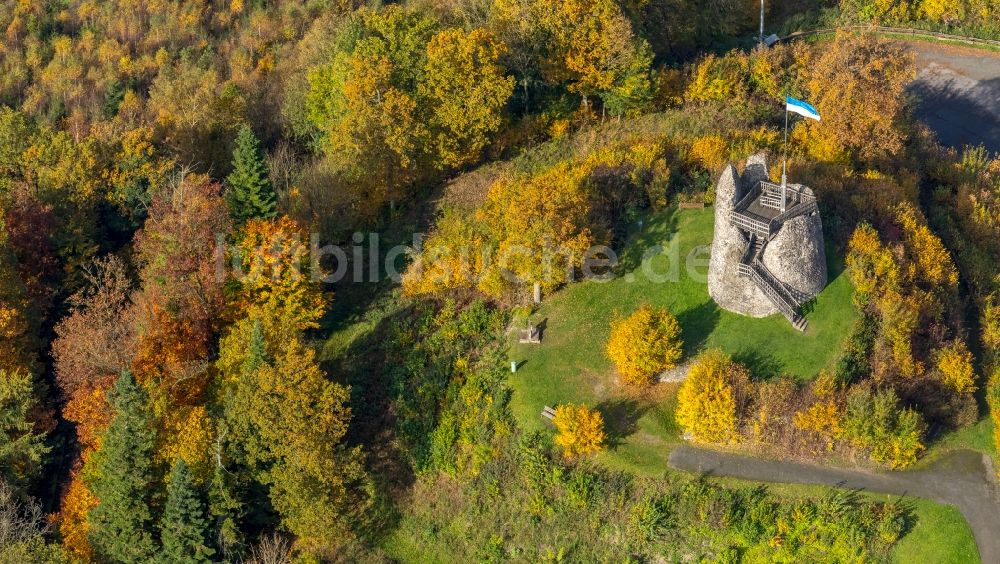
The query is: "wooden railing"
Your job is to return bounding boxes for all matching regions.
[748,264,798,321]
[739,233,756,267]
[730,211,772,237]
[760,181,816,203]
[760,192,784,210]
[733,182,761,214]
[753,259,804,317]
[769,200,818,234]
[784,283,811,306]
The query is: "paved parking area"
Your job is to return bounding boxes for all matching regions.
[907,41,1000,154]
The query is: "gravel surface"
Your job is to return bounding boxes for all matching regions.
[907,41,1000,154]
[670,446,1000,563]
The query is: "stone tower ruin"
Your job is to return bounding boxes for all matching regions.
[707,153,827,331]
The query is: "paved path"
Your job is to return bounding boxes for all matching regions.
[907,41,1000,153]
[669,446,1000,563]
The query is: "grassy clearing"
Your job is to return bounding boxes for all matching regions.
[891,497,980,563]
[509,206,856,473]
[919,417,997,469]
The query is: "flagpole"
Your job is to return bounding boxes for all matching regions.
[781,103,788,214]
[759,0,765,45]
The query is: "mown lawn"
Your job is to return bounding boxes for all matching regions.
[509,205,857,473]
[891,497,981,564]
[920,417,997,468]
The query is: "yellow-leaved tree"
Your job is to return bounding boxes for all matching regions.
[801,33,914,164]
[846,223,900,306]
[675,349,748,444]
[896,203,959,290]
[793,372,844,451]
[475,162,595,297]
[231,216,327,330]
[606,304,683,385]
[538,0,653,115]
[920,0,966,24]
[421,27,515,169]
[553,404,606,459]
[217,305,371,553]
[933,340,976,394]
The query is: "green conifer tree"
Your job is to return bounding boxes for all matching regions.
[226,124,276,224]
[88,371,158,563]
[242,319,268,374]
[0,369,50,488]
[160,458,215,563]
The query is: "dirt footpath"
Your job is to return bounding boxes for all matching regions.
[906,41,1000,154]
[670,446,1000,563]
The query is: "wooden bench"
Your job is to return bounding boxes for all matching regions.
[541,405,556,421]
[679,201,706,209]
[519,325,541,344]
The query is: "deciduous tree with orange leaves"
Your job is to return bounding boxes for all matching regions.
[52,256,136,398]
[131,173,229,389]
[801,33,914,164]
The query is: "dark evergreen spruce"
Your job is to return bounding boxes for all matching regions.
[160,458,216,563]
[88,371,158,563]
[226,124,277,225]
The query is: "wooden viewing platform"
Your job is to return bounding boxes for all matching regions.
[729,181,817,332]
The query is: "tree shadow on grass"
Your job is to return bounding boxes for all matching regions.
[616,207,681,273]
[823,239,848,288]
[595,398,649,449]
[731,347,785,381]
[676,299,721,358]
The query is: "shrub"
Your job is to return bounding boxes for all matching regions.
[793,373,844,452]
[846,223,899,306]
[553,404,606,459]
[835,313,877,385]
[933,340,976,394]
[606,304,683,385]
[988,369,1000,475]
[685,53,747,103]
[688,135,728,173]
[843,386,926,469]
[675,349,748,444]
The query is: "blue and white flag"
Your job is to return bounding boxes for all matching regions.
[786,96,821,121]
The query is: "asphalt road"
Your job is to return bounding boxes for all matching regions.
[907,41,1000,154]
[669,446,1000,563]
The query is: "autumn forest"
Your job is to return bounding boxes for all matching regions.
[1,0,999,563]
